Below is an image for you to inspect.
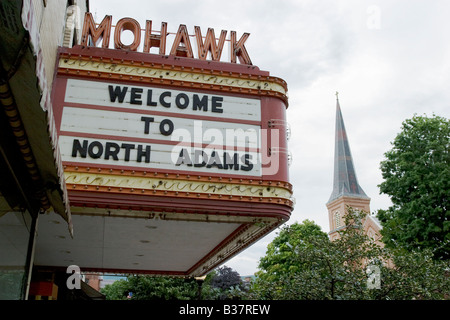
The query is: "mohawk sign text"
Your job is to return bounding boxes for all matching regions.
[80,13,252,64]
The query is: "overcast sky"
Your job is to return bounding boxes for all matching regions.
[88,0,450,276]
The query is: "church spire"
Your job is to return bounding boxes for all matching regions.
[327,94,369,204]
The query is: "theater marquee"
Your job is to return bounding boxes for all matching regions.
[59,78,262,176]
[36,13,293,277]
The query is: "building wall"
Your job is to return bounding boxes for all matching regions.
[326,196,371,233]
[0,0,88,300]
[31,0,88,89]
[83,273,101,291]
[326,196,383,246]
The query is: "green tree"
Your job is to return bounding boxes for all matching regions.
[101,266,246,300]
[101,278,129,300]
[254,219,329,294]
[249,209,450,300]
[377,114,450,259]
[202,266,246,300]
[101,275,198,300]
[378,247,450,299]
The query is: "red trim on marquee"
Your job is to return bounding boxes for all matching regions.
[61,97,262,126]
[52,77,67,130]
[62,161,264,180]
[67,189,292,220]
[58,46,275,79]
[186,224,251,275]
[60,131,261,153]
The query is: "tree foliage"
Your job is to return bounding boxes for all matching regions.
[101,275,198,300]
[100,265,246,300]
[202,266,246,300]
[249,209,450,300]
[255,219,329,288]
[377,114,450,259]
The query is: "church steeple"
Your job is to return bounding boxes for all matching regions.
[326,94,384,242]
[327,94,369,204]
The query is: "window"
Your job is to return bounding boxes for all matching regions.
[334,211,341,228]
[367,228,376,241]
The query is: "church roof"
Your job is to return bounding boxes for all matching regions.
[327,96,370,204]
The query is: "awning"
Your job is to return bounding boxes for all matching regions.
[80,281,106,300]
[0,0,72,234]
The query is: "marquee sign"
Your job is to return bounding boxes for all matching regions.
[59,78,262,176]
[38,14,293,277]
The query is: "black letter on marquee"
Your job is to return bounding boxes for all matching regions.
[240,154,253,171]
[193,94,208,111]
[160,91,171,108]
[88,141,103,159]
[141,116,155,134]
[121,143,135,161]
[194,150,207,167]
[105,142,120,160]
[147,89,157,106]
[175,148,192,166]
[206,150,223,169]
[72,139,88,158]
[223,153,239,170]
[108,85,128,103]
[130,87,143,105]
[159,119,174,136]
[211,96,223,113]
[175,93,189,109]
[137,145,151,163]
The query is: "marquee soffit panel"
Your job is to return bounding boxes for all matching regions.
[35,211,284,277]
[34,45,292,276]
